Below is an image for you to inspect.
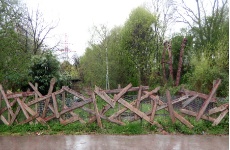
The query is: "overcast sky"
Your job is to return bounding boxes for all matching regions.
[23,0,210,60]
[23,0,151,58]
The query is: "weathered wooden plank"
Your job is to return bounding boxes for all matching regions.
[150,96,158,122]
[10,106,21,125]
[19,114,39,125]
[156,95,189,111]
[173,111,194,128]
[0,99,17,116]
[208,103,229,115]
[146,92,194,128]
[113,83,132,101]
[44,115,56,122]
[0,85,14,117]
[21,101,46,124]
[16,98,30,120]
[95,86,115,108]
[1,115,9,125]
[109,87,160,120]
[212,109,229,126]
[64,105,85,124]
[180,109,215,122]
[181,89,216,102]
[35,83,38,121]
[63,86,90,101]
[102,86,149,94]
[27,89,64,106]
[182,95,198,108]
[60,116,81,125]
[6,92,35,99]
[60,99,92,115]
[135,85,142,120]
[118,98,162,128]
[166,90,176,123]
[196,79,221,121]
[29,82,43,97]
[82,107,125,126]
[158,97,193,128]
[92,92,102,128]
[42,78,56,118]
[52,93,60,118]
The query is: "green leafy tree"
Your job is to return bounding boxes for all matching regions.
[121,7,157,85]
[29,52,60,95]
[0,0,33,90]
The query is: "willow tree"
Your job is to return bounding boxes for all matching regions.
[121,7,157,85]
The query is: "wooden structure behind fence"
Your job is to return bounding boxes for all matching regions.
[0,78,228,130]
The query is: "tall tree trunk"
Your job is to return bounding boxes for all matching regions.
[162,41,168,84]
[175,38,187,86]
[167,41,174,83]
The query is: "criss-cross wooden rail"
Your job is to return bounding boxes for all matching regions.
[0,78,227,129]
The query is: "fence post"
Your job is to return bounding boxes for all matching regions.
[118,84,121,121]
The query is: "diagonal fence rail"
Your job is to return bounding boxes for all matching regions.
[0,79,228,129]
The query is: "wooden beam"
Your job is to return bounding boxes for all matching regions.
[182,95,198,108]
[64,105,85,124]
[1,115,9,125]
[26,89,64,106]
[150,96,158,122]
[196,79,221,121]
[52,93,60,118]
[113,83,132,101]
[145,92,194,128]
[19,114,39,125]
[118,98,162,128]
[29,82,43,97]
[92,92,102,129]
[16,98,30,121]
[0,99,16,116]
[60,99,92,115]
[63,86,90,101]
[94,86,115,108]
[102,86,149,94]
[6,92,35,99]
[60,116,81,125]
[0,85,14,117]
[135,85,142,120]
[212,109,229,126]
[109,87,160,120]
[42,78,56,118]
[166,90,176,123]
[21,101,46,124]
[208,103,229,115]
[156,95,189,111]
[180,109,215,122]
[181,89,216,102]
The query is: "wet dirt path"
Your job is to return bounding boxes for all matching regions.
[0,134,228,150]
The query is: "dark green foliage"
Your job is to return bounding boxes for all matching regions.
[29,52,60,95]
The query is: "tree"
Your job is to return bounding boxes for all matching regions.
[25,7,58,55]
[121,7,157,85]
[0,0,33,90]
[30,52,60,95]
[178,0,229,52]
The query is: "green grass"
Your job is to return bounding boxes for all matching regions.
[0,115,228,136]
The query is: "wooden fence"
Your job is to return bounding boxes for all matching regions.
[0,78,228,129]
